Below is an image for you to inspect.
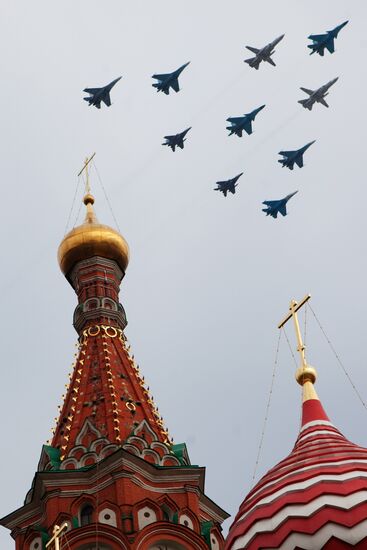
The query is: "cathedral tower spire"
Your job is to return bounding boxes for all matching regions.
[1,166,228,550]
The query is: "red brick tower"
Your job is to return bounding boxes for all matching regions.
[0,186,228,550]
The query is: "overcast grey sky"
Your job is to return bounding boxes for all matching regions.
[0,0,366,547]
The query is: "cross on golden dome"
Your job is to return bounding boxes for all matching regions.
[58,155,129,277]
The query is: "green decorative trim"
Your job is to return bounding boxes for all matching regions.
[72,516,79,528]
[33,524,49,547]
[43,445,61,470]
[41,530,50,550]
[171,443,187,464]
[172,511,178,524]
[201,520,214,548]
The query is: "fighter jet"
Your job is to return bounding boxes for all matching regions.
[83,77,122,109]
[162,127,191,152]
[152,62,190,95]
[226,105,265,137]
[245,34,285,70]
[262,191,298,218]
[214,173,243,197]
[298,78,338,110]
[278,141,315,170]
[307,21,348,56]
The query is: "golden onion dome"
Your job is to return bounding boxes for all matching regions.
[58,194,129,276]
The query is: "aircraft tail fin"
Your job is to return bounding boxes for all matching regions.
[245,57,260,69]
[298,99,312,110]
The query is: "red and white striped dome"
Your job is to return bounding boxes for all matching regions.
[226,379,367,550]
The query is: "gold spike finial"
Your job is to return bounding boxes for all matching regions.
[278,295,319,402]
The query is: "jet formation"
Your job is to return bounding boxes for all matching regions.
[162,128,191,152]
[245,35,285,70]
[307,21,348,56]
[227,105,265,137]
[298,78,338,110]
[152,62,190,95]
[81,20,349,219]
[262,192,298,218]
[278,141,315,170]
[214,173,243,197]
[83,77,122,109]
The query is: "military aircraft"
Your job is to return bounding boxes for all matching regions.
[278,141,316,170]
[83,77,122,109]
[162,128,191,152]
[245,34,285,70]
[226,105,265,137]
[307,21,348,56]
[262,191,298,218]
[298,78,338,110]
[214,173,243,197]
[152,62,190,95]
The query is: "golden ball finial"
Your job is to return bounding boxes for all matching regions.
[295,365,317,386]
[58,195,129,276]
[83,193,95,205]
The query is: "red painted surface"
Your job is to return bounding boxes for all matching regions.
[301,398,329,426]
[226,396,367,549]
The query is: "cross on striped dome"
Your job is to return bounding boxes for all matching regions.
[225,383,367,549]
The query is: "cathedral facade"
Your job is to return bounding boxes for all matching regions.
[2,187,367,550]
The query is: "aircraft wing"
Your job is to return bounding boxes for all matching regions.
[102,92,111,106]
[278,151,291,158]
[243,121,253,135]
[319,97,329,107]
[265,57,276,66]
[295,156,304,168]
[262,200,274,206]
[326,39,335,53]
[171,78,180,92]
[227,117,245,124]
[308,33,326,42]
[300,87,314,95]
[279,205,287,216]
[152,74,167,81]
[83,87,101,94]
[246,46,260,54]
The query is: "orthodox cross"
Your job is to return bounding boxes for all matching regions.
[77,152,96,194]
[45,522,69,550]
[278,294,311,368]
